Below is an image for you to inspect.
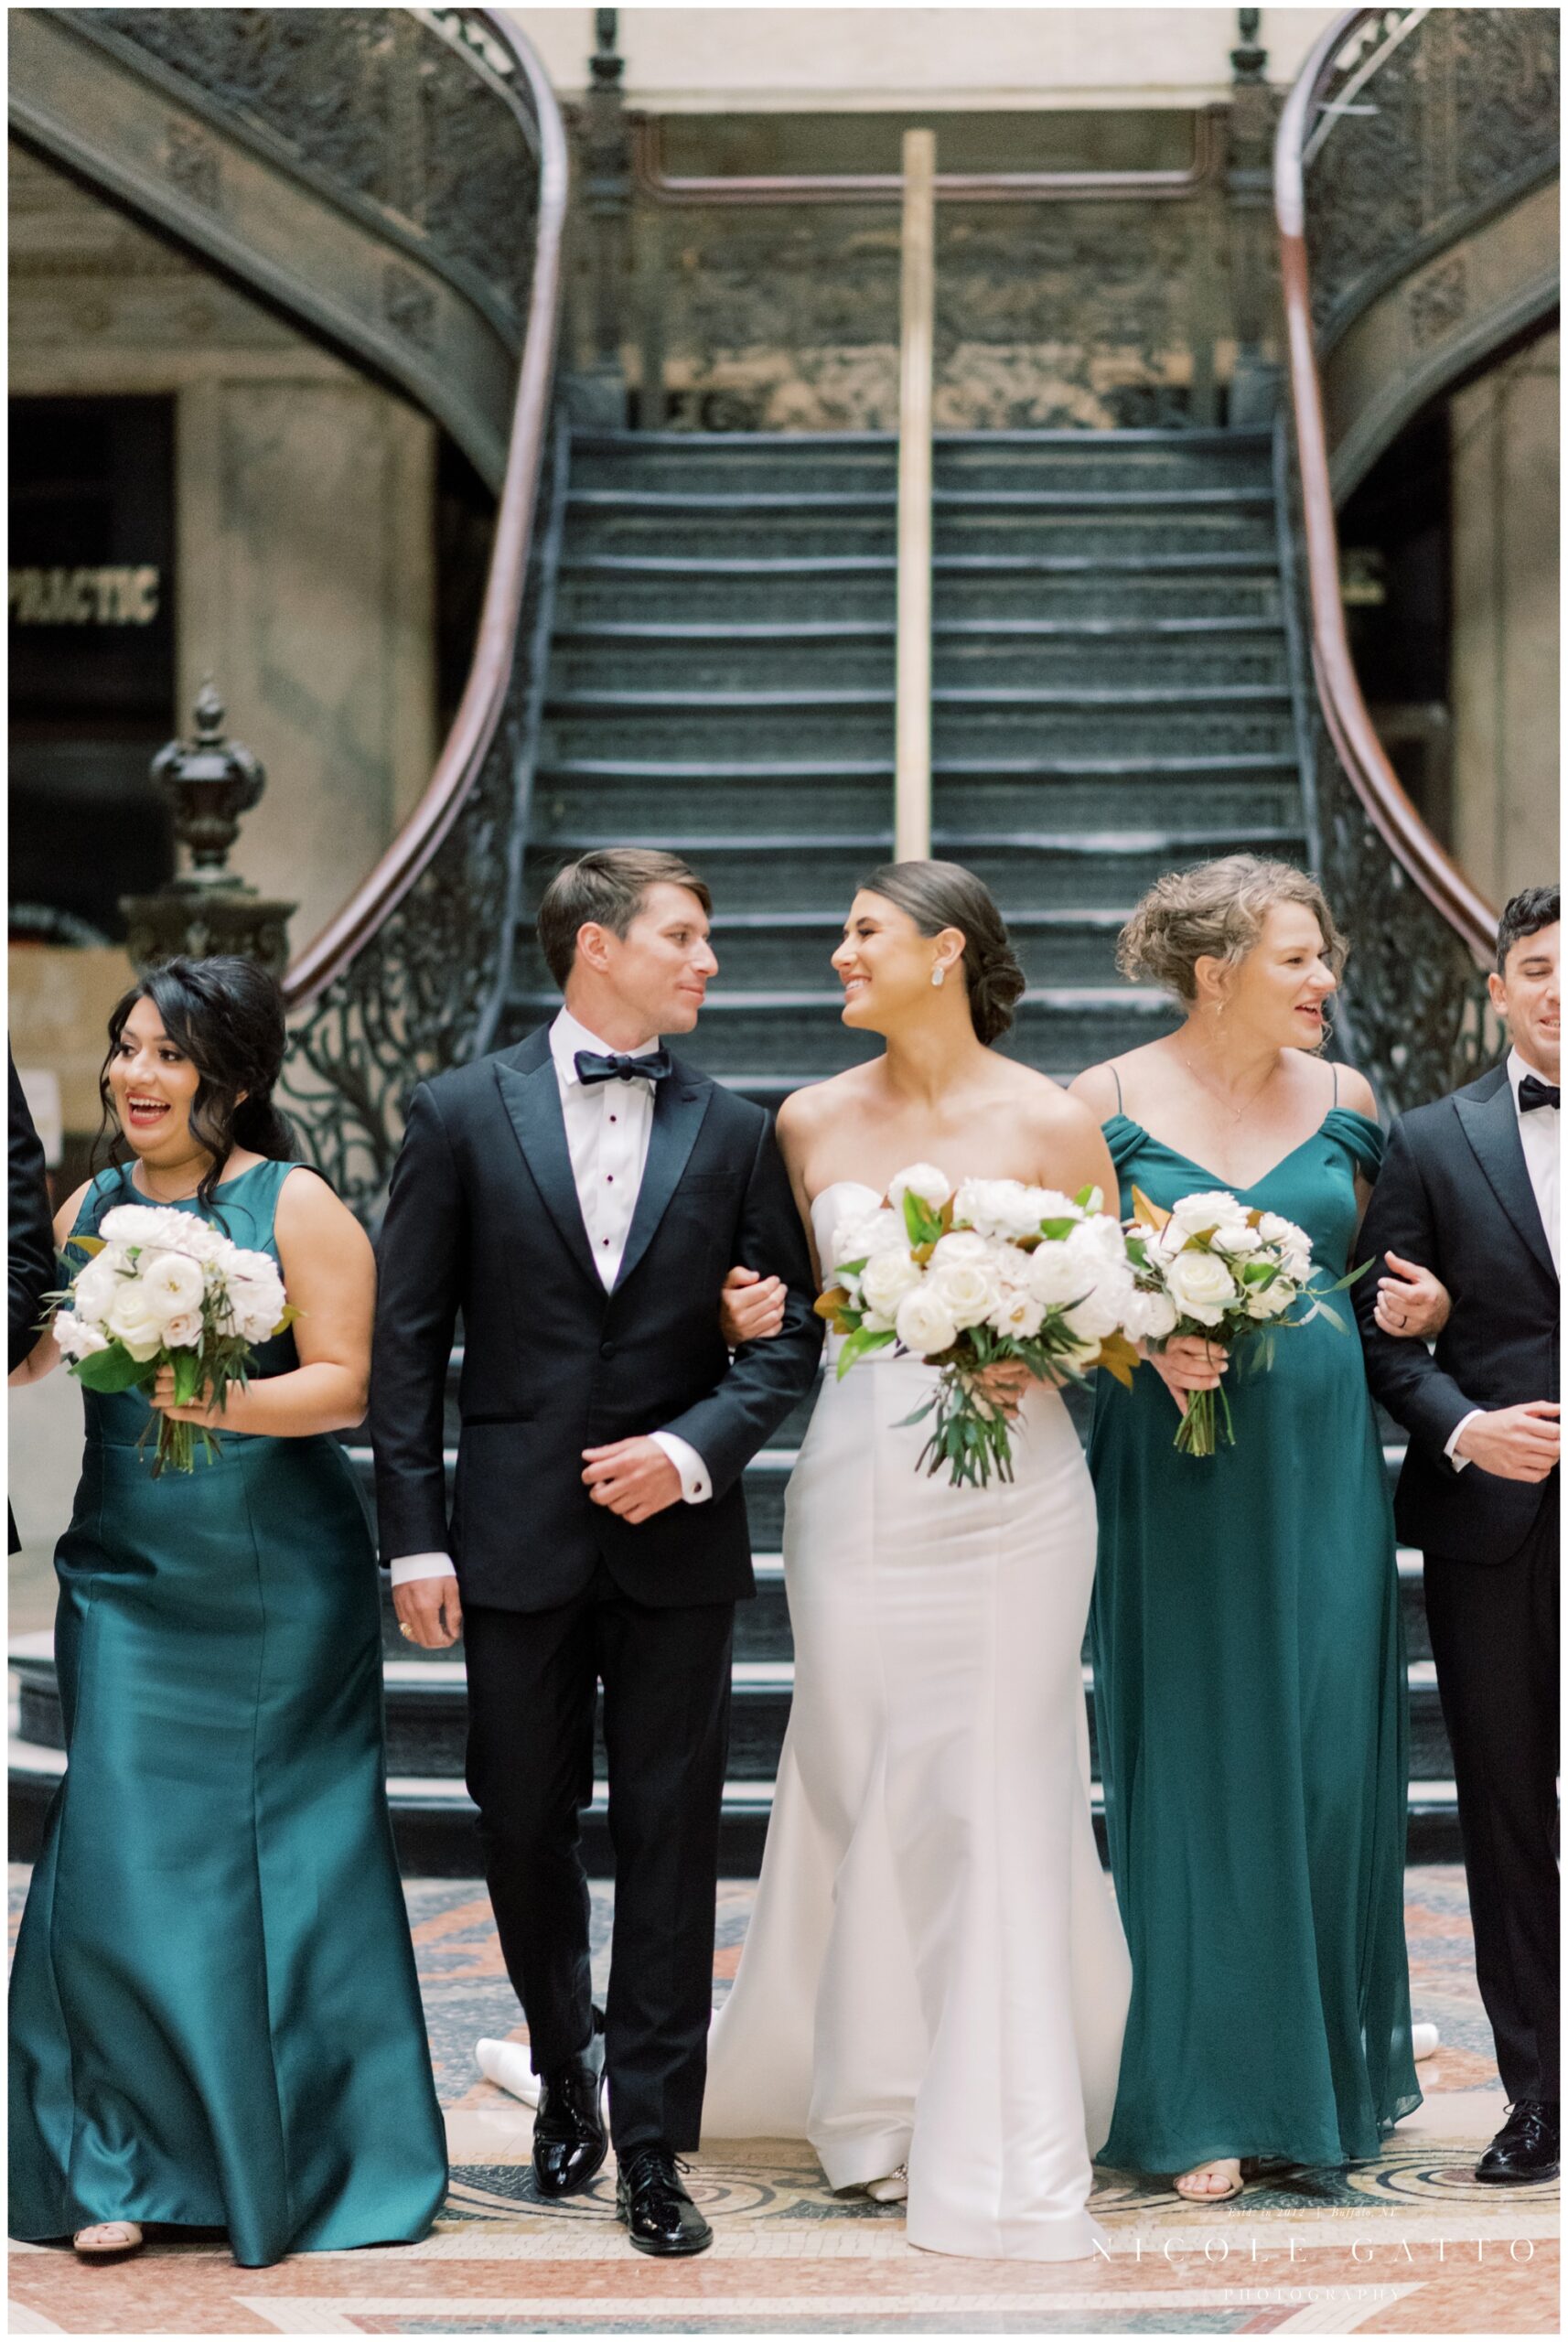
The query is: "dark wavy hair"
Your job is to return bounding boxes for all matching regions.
[1497,885,1559,974]
[93,956,297,1219]
[858,861,1027,1046]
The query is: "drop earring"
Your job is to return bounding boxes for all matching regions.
[930,964,946,988]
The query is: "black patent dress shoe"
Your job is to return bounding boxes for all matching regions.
[532,2015,607,2197]
[1476,2100,1558,2184]
[615,2148,714,2256]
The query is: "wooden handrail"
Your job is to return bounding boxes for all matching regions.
[1274,10,1496,966]
[282,10,569,1010]
[895,129,935,865]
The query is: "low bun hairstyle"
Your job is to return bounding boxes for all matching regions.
[1116,854,1348,1006]
[94,955,299,1218]
[860,861,1027,1047]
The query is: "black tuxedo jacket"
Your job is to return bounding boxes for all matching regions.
[370,1026,822,1610]
[1354,1060,1559,1564]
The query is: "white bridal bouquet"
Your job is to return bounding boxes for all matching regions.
[48,1203,294,1475]
[816,1164,1140,1488]
[1124,1183,1365,1458]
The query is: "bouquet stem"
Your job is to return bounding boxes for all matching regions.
[1174,1377,1235,1458]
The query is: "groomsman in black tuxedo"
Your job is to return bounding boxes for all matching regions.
[1356,886,1559,2184]
[371,848,822,2254]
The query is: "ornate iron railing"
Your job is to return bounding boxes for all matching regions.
[1301,6,1559,352]
[90,5,539,331]
[1273,7,1543,1111]
[271,11,569,1218]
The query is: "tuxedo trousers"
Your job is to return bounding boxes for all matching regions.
[1423,1487,1559,2104]
[463,1565,734,2157]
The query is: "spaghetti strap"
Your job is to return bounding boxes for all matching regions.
[1112,1065,1124,1113]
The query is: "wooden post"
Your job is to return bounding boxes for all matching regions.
[895,128,935,862]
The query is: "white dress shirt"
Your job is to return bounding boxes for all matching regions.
[390,1008,712,1586]
[1445,1047,1559,1472]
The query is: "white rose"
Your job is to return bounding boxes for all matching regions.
[1256,1214,1314,1280]
[894,1286,960,1356]
[1122,1285,1180,1342]
[70,1255,124,1326]
[858,1247,925,1316]
[989,1289,1046,1339]
[140,1251,207,1321]
[1209,1219,1263,1257]
[1066,1215,1131,1273]
[930,1229,992,1267]
[160,1310,204,1348]
[1167,1189,1250,1237]
[887,1163,951,1213]
[951,1178,1047,1241]
[107,1281,167,1361]
[100,1203,190,1252]
[53,1311,111,1360]
[1164,1250,1239,1327]
[927,1258,1000,1330]
[1061,1285,1124,1341]
[832,1206,900,1271]
[174,1219,228,1264]
[1024,1240,1088,1306]
[228,1275,285,1345]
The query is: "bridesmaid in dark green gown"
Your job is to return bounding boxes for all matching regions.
[9,960,446,2265]
[1072,858,1423,2199]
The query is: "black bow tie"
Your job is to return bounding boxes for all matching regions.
[575,1046,672,1088]
[1519,1073,1560,1113]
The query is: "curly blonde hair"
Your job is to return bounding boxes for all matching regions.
[1116,855,1348,1004]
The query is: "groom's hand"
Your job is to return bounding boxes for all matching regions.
[393,1576,464,1649]
[582,1436,682,1524]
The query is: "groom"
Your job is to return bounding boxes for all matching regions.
[371,847,822,2254]
[1356,885,1559,2185]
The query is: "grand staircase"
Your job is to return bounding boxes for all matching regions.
[9,423,1459,1874]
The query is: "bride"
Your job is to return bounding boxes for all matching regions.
[699,860,1132,2261]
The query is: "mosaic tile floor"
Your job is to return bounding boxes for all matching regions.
[8,1866,1557,2336]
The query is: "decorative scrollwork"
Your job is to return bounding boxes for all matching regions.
[91,7,538,327]
[1305,7,1559,350]
[1275,414,1498,1115]
[278,423,567,1220]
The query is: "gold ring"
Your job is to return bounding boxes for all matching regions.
[399,1623,417,1641]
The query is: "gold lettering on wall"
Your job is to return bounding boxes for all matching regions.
[7,566,162,626]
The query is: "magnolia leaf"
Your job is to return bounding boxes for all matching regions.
[835,1324,897,1379]
[813,1286,851,1322]
[70,1342,155,1395]
[66,1233,106,1259]
[1091,1329,1142,1390]
[1131,1185,1171,1233]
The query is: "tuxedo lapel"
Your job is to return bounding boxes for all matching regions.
[493,1044,602,1289]
[615,1064,713,1292]
[1455,1064,1555,1284]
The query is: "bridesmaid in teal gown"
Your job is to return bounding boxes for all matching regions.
[9,959,446,2265]
[1072,858,1423,2199]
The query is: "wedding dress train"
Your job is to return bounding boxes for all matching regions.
[700,1183,1131,2261]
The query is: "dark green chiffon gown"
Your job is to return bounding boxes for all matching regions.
[1089,1102,1421,2175]
[9,1160,447,2264]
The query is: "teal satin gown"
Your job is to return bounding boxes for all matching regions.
[1089,1105,1421,2174]
[9,1160,447,2264]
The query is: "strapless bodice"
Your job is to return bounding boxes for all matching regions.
[809,1179,885,1282]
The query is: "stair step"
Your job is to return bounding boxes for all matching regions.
[523,826,1308,916]
[516,907,1138,993]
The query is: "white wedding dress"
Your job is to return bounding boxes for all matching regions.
[700,1182,1132,2261]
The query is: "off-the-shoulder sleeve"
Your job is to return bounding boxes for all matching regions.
[1101,1113,1145,1175]
[1326,1107,1385,1181]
